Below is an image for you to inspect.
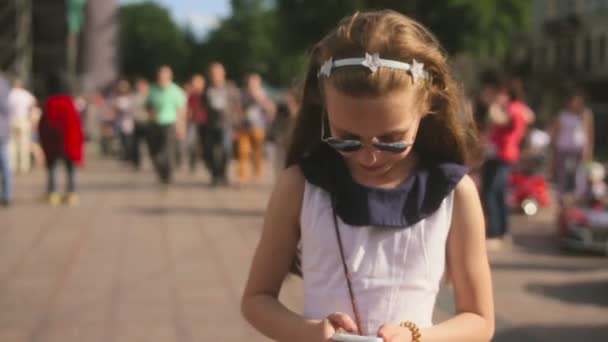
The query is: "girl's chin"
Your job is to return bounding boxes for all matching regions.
[350,163,394,180]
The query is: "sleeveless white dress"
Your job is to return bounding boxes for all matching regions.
[300,180,454,336]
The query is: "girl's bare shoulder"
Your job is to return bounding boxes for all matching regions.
[453,174,478,199]
[270,165,306,215]
[276,165,305,191]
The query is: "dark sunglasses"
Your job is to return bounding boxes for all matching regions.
[321,117,412,153]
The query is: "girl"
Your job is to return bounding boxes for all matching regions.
[242,10,494,342]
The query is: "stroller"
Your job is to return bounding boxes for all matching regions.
[507,129,552,216]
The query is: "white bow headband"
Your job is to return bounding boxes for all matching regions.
[317,52,429,83]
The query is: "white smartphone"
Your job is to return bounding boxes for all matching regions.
[332,333,384,342]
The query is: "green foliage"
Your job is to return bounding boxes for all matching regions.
[452,0,531,58]
[275,0,529,59]
[117,0,530,87]
[119,2,190,81]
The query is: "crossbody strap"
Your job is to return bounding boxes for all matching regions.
[330,198,363,334]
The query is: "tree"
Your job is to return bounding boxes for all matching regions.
[452,0,530,59]
[119,2,190,81]
[275,0,529,60]
[197,0,280,85]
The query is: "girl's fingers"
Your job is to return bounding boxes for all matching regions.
[327,312,359,334]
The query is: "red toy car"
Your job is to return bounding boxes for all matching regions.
[508,171,551,216]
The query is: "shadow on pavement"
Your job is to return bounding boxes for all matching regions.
[494,323,608,342]
[126,206,265,219]
[491,260,606,272]
[526,279,608,307]
[79,182,148,192]
[511,231,563,255]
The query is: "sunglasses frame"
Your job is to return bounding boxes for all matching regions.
[320,115,413,154]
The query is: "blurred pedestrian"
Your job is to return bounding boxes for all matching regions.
[29,105,45,169]
[130,77,151,170]
[550,88,595,194]
[186,74,208,172]
[204,62,242,186]
[237,73,276,184]
[39,73,84,206]
[146,65,187,184]
[482,82,531,249]
[0,73,12,206]
[471,72,503,189]
[110,79,134,162]
[269,86,300,179]
[98,91,117,157]
[7,77,36,174]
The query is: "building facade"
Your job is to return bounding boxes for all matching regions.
[0,0,117,97]
[532,0,608,92]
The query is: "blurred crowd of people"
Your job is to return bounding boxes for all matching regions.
[0,62,302,208]
[0,72,84,207]
[473,72,597,250]
[0,64,599,226]
[92,63,300,187]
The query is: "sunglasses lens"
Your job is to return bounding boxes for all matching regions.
[326,138,362,152]
[374,142,410,153]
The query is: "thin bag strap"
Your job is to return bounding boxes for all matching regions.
[330,198,363,335]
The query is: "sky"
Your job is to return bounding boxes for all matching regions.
[119,0,231,37]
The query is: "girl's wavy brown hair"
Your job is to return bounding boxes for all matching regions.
[286,10,480,169]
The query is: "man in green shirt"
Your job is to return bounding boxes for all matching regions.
[146,65,186,184]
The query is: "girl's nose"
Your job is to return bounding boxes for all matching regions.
[356,145,378,166]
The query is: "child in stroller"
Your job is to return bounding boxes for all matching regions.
[558,161,608,255]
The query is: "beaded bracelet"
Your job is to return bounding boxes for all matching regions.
[399,321,422,342]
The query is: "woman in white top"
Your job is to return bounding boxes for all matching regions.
[7,78,36,173]
[242,11,494,342]
[550,89,595,194]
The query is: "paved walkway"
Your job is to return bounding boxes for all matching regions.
[0,158,606,341]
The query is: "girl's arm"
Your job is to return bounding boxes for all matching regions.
[379,175,495,342]
[241,166,347,341]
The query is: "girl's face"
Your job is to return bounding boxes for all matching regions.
[324,83,424,186]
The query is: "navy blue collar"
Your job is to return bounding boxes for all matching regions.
[299,145,468,228]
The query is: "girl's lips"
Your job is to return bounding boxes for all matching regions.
[358,163,386,173]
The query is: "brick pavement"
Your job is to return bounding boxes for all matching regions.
[0,158,607,342]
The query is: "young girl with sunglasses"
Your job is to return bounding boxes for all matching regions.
[242,10,494,342]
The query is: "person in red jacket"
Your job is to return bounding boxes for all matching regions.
[482,80,532,250]
[38,74,84,206]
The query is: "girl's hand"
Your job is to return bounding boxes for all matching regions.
[302,312,359,342]
[377,323,413,342]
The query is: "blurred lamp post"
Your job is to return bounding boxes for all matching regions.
[67,0,87,93]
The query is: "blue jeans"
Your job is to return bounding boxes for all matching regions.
[47,157,76,193]
[0,140,12,202]
[482,159,512,239]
